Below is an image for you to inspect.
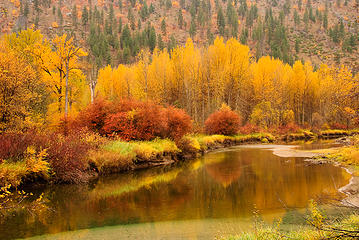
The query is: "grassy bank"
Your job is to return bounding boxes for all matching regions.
[0,129,358,188]
[222,200,359,240]
[310,135,359,175]
[0,132,275,187]
[222,214,359,240]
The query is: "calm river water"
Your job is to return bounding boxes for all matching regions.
[0,142,351,240]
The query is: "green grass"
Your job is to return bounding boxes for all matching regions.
[89,139,180,173]
[0,161,27,187]
[183,133,275,151]
[222,214,359,240]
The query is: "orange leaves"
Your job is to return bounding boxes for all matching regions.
[205,105,241,135]
[75,98,192,141]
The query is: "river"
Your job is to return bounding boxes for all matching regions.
[0,141,351,240]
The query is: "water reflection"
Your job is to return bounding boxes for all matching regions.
[0,144,351,240]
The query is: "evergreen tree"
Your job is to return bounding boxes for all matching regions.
[149,3,155,13]
[72,5,78,27]
[119,18,123,33]
[119,0,123,12]
[293,9,300,27]
[190,18,197,38]
[167,35,177,52]
[323,12,328,29]
[178,9,184,29]
[57,8,63,26]
[157,34,164,50]
[82,6,89,26]
[217,7,225,36]
[161,19,167,35]
[295,38,300,53]
[148,26,157,51]
[240,28,248,44]
[138,18,142,30]
[121,24,132,49]
[128,9,136,30]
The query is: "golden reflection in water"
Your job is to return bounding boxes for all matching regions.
[0,145,351,240]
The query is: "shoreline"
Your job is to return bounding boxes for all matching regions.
[5,130,358,190]
[253,142,359,208]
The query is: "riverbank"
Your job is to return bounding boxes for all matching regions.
[304,138,359,208]
[221,140,359,240]
[0,129,358,189]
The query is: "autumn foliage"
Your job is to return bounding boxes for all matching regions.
[0,131,94,184]
[205,105,241,135]
[76,98,112,134]
[75,98,192,141]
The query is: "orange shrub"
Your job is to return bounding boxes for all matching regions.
[77,98,112,134]
[239,123,261,134]
[164,106,192,141]
[205,105,241,135]
[276,122,301,135]
[75,99,193,141]
[103,103,166,141]
[330,122,348,130]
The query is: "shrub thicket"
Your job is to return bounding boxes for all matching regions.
[77,98,192,141]
[205,105,241,135]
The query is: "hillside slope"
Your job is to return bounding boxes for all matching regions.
[1,0,358,72]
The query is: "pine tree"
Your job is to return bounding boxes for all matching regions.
[161,19,167,35]
[72,5,78,27]
[190,18,197,38]
[178,9,184,29]
[217,7,225,36]
[119,18,123,33]
[82,6,89,26]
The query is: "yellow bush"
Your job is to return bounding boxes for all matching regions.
[0,146,50,187]
[0,162,27,187]
[25,146,50,179]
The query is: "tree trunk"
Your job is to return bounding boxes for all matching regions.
[65,60,69,118]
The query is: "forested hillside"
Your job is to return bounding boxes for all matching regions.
[1,0,358,72]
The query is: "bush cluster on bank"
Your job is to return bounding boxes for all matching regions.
[0,131,101,186]
[69,98,192,141]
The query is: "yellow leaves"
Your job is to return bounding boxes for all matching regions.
[52,22,59,28]
[220,103,231,112]
[344,107,355,115]
[24,147,50,179]
[97,64,133,99]
[127,110,137,121]
[94,36,357,126]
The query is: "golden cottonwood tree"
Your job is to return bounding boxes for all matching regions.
[0,42,43,131]
[94,36,357,127]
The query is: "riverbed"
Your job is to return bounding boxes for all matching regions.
[0,141,352,240]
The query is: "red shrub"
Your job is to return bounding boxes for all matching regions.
[112,98,144,112]
[77,98,193,141]
[0,131,93,184]
[77,98,112,134]
[46,134,92,184]
[56,116,84,135]
[0,131,47,162]
[239,123,262,134]
[164,106,192,141]
[276,122,301,135]
[103,101,167,141]
[330,122,348,130]
[205,106,241,135]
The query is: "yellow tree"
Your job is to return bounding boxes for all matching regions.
[0,41,40,130]
[147,48,173,103]
[51,34,87,118]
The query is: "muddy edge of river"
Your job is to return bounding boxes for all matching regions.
[266,143,359,208]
